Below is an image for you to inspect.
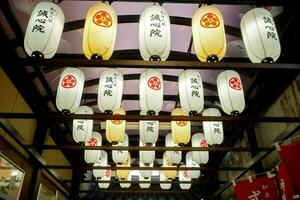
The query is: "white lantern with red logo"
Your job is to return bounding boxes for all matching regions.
[84,131,102,163]
[139,162,153,179]
[116,153,131,180]
[178,70,204,116]
[202,108,224,145]
[83,2,117,60]
[139,140,155,166]
[139,69,163,116]
[98,68,123,114]
[139,111,159,146]
[139,173,151,188]
[192,5,226,62]
[186,151,201,179]
[72,106,93,143]
[192,133,209,164]
[56,67,84,114]
[165,133,182,165]
[106,107,126,144]
[93,150,108,178]
[163,152,177,180]
[24,2,64,58]
[217,70,245,115]
[160,171,172,189]
[171,108,191,146]
[112,133,129,165]
[179,165,191,190]
[120,174,131,188]
[241,8,280,63]
[139,4,170,61]
[98,165,111,189]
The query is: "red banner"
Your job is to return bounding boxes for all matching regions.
[278,140,300,194]
[276,163,294,200]
[234,175,279,200]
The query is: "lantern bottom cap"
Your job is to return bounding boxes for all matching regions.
[104,110,113,115]
[61,109,70,115]
[206,54,218,62]
[261,57,274,63]
[91,54,103,60]
[230,110,240,116]
[31,51,44,59]
[147,110,156,116]
[112,141,118,145]
[145,143,153,147]
[178,143,185,147]
[189,110,198,116]
[149,55,161,61]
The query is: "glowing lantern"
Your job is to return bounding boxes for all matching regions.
[93,151,108,178]
[192,5,226,62]
[139,69,163,115]
[241,8,280,63]
[83,2,117,60]
[116,153,131,180]
[163,152,177,179]
[106,107,126,144]
[139,111,159,146]
[178,70,204,115]
[179,165,191,190]
[139,4,170,61]
[139,162,153,179]
[202,108,224,145]
[186,151,201,179]
[56,67,84,114]
[192,133,209,164]
[24,2,64,58]
[84,131,102,164]
[98,165,111,189]
[217,70,245,115]
[72,106,93,143]
[165,133,182,165]
[139,173,151,188]
[139,140,155,166]
[160,171,172,190]
[112,133,129,165]
[120,174,131,188]
[98,68,123,114]
[171,108,191,146]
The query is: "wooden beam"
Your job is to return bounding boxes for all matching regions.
[76,189,190,194]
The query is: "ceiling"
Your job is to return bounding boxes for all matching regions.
[1,0,299,199]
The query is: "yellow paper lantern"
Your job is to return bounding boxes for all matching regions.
[192,5,226,62]
[163,152,177,180]
[171,108,191,146]
[83,2,117,60]
[117,153,131,180]
[106,107,126,144]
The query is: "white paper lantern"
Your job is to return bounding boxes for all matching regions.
[139,69,163,115]
[139,111,159,146]
[139,140,155,166]
[139,173,151,188]
[24,2,64,58]
[93,151,108,178]
[192,5,226,62]
[192,133,209,164]
[217,70,245,115]
[171,108,191,145]
[72,106,93,143]
[165,133,182,165]
[139,4,170,61]
[98,68,123,114]
[112,133,129,165]
[241,8,280,63]
[202,108,224,145]
[120,174,131,188]
[186,151,201,179]
[160,171,172,190]
[106,107,126,144]
[163,152,177,180]
[98,165,111,189]
[139,162,153,179]
[84,131,102,163]
[56,67,84,113]
[178,70,204,115]
[179,165,191,190]
[83,2,117,60]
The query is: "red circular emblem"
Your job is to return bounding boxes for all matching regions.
[176,115,187,126]
[87,138,98,146]
[93,11,112,27]
[147,76,162,90]
[200,13,220,28]
[183,170,189,178]
[200,139,208,147]
[111,113,122,125]
[62,75,77,89]
[228,77,242,90]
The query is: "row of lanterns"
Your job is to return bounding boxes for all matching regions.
[24,2,280,63]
